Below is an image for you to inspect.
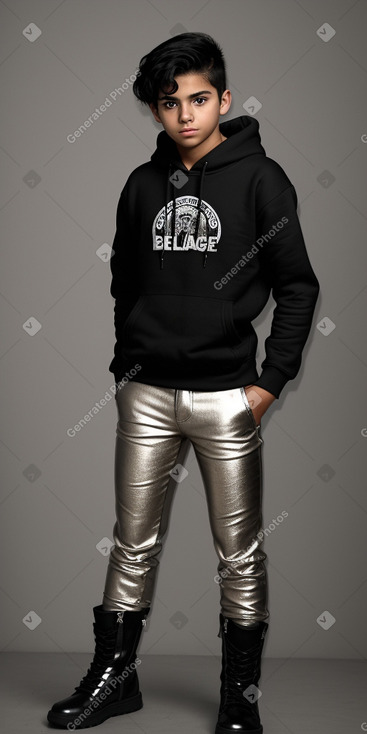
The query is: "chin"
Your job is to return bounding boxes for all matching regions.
[178,135,203,145]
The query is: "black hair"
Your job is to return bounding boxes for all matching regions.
[132,32,227,109]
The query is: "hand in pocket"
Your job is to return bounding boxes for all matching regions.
[244,385,276,425]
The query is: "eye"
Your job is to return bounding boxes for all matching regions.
[194,97,207,105]
[163,100,177,109]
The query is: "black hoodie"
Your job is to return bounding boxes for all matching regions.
[109,115,320,398]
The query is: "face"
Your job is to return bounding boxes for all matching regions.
[149,72,231,151]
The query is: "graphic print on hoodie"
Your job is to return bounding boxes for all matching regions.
[109,115,320,398]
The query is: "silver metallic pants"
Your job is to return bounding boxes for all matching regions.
[102,381,269,625]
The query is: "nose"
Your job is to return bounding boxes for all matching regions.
[179,104,193,123]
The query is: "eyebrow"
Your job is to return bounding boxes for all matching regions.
[157,90,213,101]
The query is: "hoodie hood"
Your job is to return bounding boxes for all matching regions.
[150,115,266,269]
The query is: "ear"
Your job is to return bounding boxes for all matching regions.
[219,89,232,115]
[149,102,162,124]
[219,89,232,116]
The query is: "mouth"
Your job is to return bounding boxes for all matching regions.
[179,128,198,134]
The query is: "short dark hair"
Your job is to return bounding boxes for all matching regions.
[132,32,227,109]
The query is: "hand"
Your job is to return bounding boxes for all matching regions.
[244,385,276,426]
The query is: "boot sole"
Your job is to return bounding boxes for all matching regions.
[47,692,142,729]
[215,725,262,734]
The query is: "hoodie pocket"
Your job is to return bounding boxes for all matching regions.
[120,293,252,373]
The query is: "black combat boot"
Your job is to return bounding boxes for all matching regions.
[47,603,150,729]
[215,614,268,734]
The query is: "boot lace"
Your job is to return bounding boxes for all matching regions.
[221,635,261,707]
[75,623,121,695]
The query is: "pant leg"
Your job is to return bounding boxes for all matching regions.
[178,386,269,626]
[102,381,190,612]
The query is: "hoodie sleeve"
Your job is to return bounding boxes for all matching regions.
[253,181,320,399]
[110,181,139,359]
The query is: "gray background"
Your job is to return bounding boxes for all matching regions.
[1,0,366,660]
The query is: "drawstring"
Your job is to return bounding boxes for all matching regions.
[159,160,209,269]
[196,161,208,268]
[160,161,172,270]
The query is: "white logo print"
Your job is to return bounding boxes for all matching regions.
[152,196,221,253]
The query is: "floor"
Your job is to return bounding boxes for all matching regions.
[1,652,366,733]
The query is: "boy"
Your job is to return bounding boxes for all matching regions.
[48,32,320,733]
